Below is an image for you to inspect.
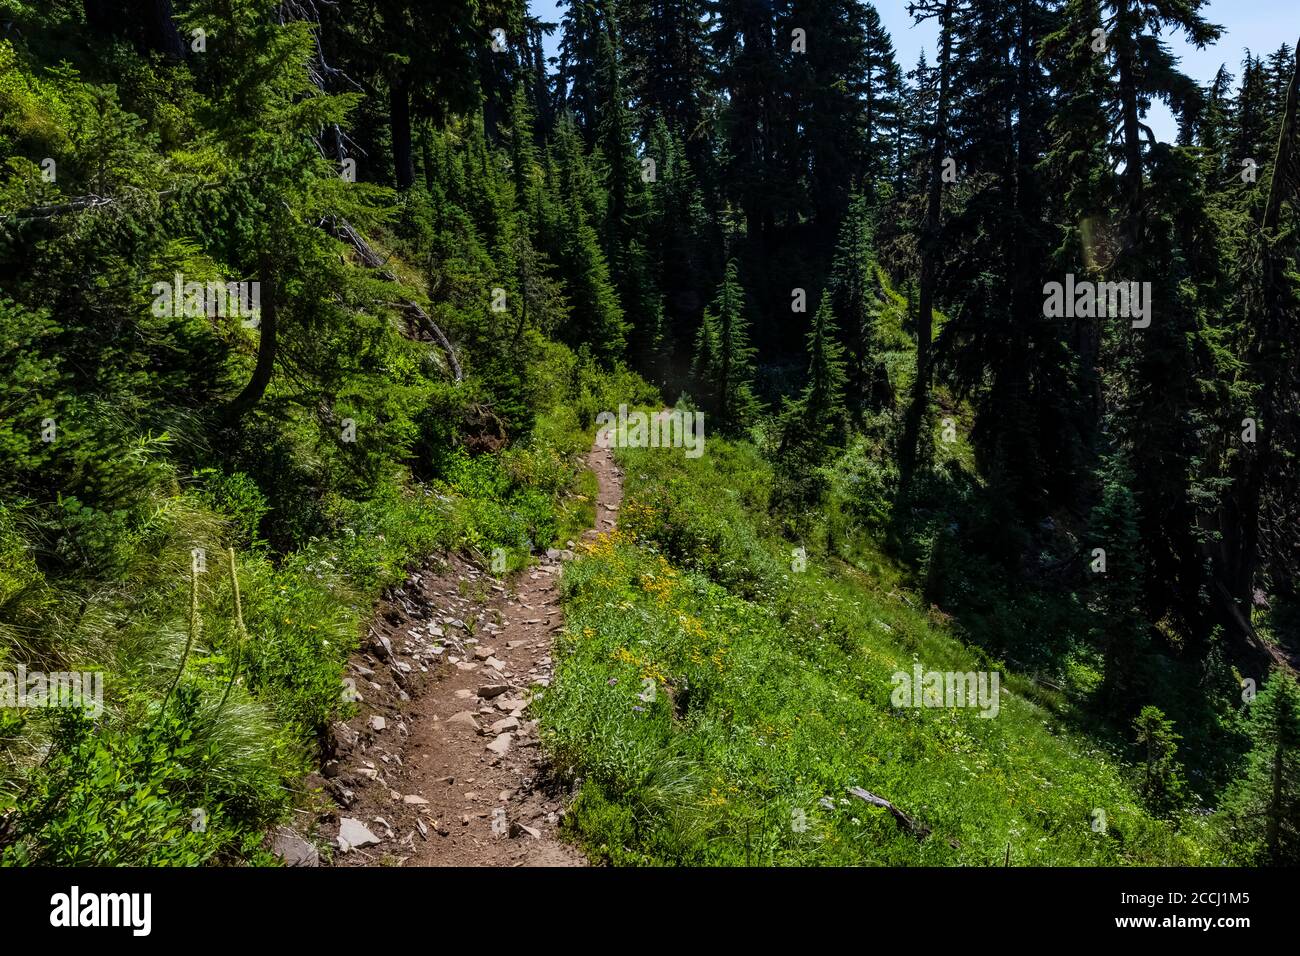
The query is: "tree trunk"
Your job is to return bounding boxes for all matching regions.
[1115,0,1145,245]
[900,0,953,488]
[391,76,415,191]
[225,259,277,419]
[83,0,114,35]
[145,0,187,60]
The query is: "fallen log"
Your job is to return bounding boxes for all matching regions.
[847,786,961,848]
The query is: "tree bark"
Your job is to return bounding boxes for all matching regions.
[391,75,415,191]
[1115,0,1146,246]
[225,259,277,419]
[900,0,953,488]
[145,0,187,60]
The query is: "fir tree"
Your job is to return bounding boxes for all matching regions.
[693,259,759,431]
[1223,669,1300,864]
[793,293,849,449]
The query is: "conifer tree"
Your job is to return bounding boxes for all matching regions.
[693,259,759,431]
[1223,669,1300,864]
[795,294,849,449]
[1088,457,1149,717]
[1133,706,1187,815]
[828,193,886,415]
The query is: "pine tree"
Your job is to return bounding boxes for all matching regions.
[1231,52,1271,175]
[544,114,628,363]
[712,0,799,265]
[620,0,712,152]
[1088,457,1149,717]
[794,294,849,448]
[1223,668,1300,864]
[646,117,717,381]
[693,259,759,431]
[862,4,904,193]
[557,0,606,143]
[898,0,958,490]
[789,0,875,239]
[1133,705,1187,815]
[828,192,887,415]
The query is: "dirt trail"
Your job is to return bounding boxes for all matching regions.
[320,442,622,866]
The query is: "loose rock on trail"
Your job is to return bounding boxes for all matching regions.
[316,442,622,866]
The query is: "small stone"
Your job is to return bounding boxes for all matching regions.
[336,818,380,851]
[368,715,387,733]
[477,684,510,699]
[403,794,430,805]
[490,716,520,734]
[271,827,319,867]
[509,821,541,839]
[330,721,359,755]
[447,711,481,732]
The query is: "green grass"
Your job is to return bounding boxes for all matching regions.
[537,436,1221,865]
[0,394,599,865]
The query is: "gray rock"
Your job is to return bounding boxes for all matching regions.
[490,716,520,734]
[330,721,359,755]
[271,827,320,867]
[447,710,481,732]
[509,821,541,839]
[336,818,380,851]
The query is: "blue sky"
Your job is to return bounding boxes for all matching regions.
[528,0,1297,142]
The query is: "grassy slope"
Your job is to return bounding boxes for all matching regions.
[0,392,597,865]
[539,435,1220,865]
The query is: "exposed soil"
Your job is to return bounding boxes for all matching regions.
[313,442,622,866]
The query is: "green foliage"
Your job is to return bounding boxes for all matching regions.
[1,694,283,867]
[692,259,760,432]
[1220,669,1300,864]
[540,437,1209,865]
[1133,706,1188,816]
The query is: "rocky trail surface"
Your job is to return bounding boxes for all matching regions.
[314,442,622,866]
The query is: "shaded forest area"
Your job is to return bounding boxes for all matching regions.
[0,0,1297,865]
